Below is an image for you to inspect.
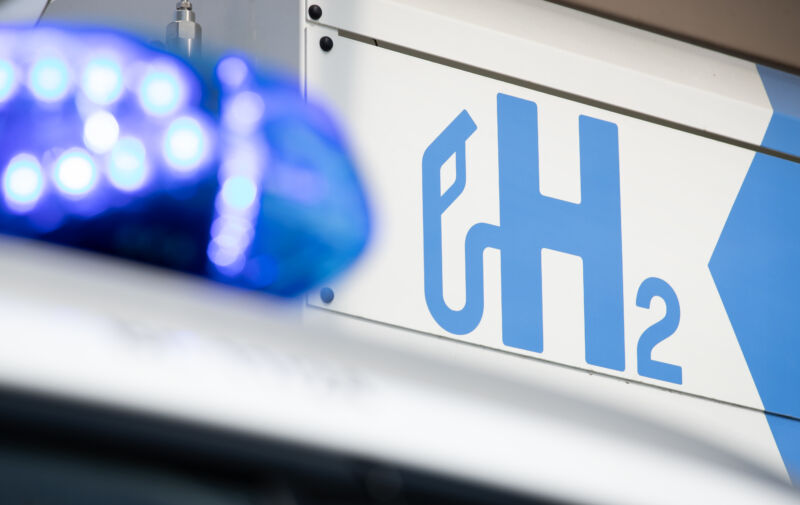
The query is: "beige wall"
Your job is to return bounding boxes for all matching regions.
[547,0,800,74]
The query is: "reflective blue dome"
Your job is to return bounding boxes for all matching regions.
[0,26,370,297]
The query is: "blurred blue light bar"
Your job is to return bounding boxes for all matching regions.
[0,26,369,297]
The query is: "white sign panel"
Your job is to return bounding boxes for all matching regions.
[306,28,799,426]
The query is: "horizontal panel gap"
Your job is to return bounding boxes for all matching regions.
[337,29,800,164]
[308,303,800,424]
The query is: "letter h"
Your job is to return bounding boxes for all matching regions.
[423,93,625,371]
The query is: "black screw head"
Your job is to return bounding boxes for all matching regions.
[308,4,322,20]
[319,36,334,52]
[320,287,334,304]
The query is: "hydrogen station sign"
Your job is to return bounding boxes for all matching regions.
[306,23,800,479]
[422,95,682,383]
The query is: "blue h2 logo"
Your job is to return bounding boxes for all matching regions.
[422,93,682,382]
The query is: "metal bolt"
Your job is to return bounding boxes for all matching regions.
[167,0,202,60]
[319,36,334,52]
[308,4,322,20]
[320,287,334,304]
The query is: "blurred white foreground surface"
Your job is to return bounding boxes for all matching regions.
[0,236,795,505]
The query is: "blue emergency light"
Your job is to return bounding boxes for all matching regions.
[0,26,369,296]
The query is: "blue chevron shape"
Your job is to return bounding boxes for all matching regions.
[710,151,800,421]
[758,65,800,158]
[710,64,800,485]
[767,414,800,486]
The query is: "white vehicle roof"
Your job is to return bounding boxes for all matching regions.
[0,236,795,505]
